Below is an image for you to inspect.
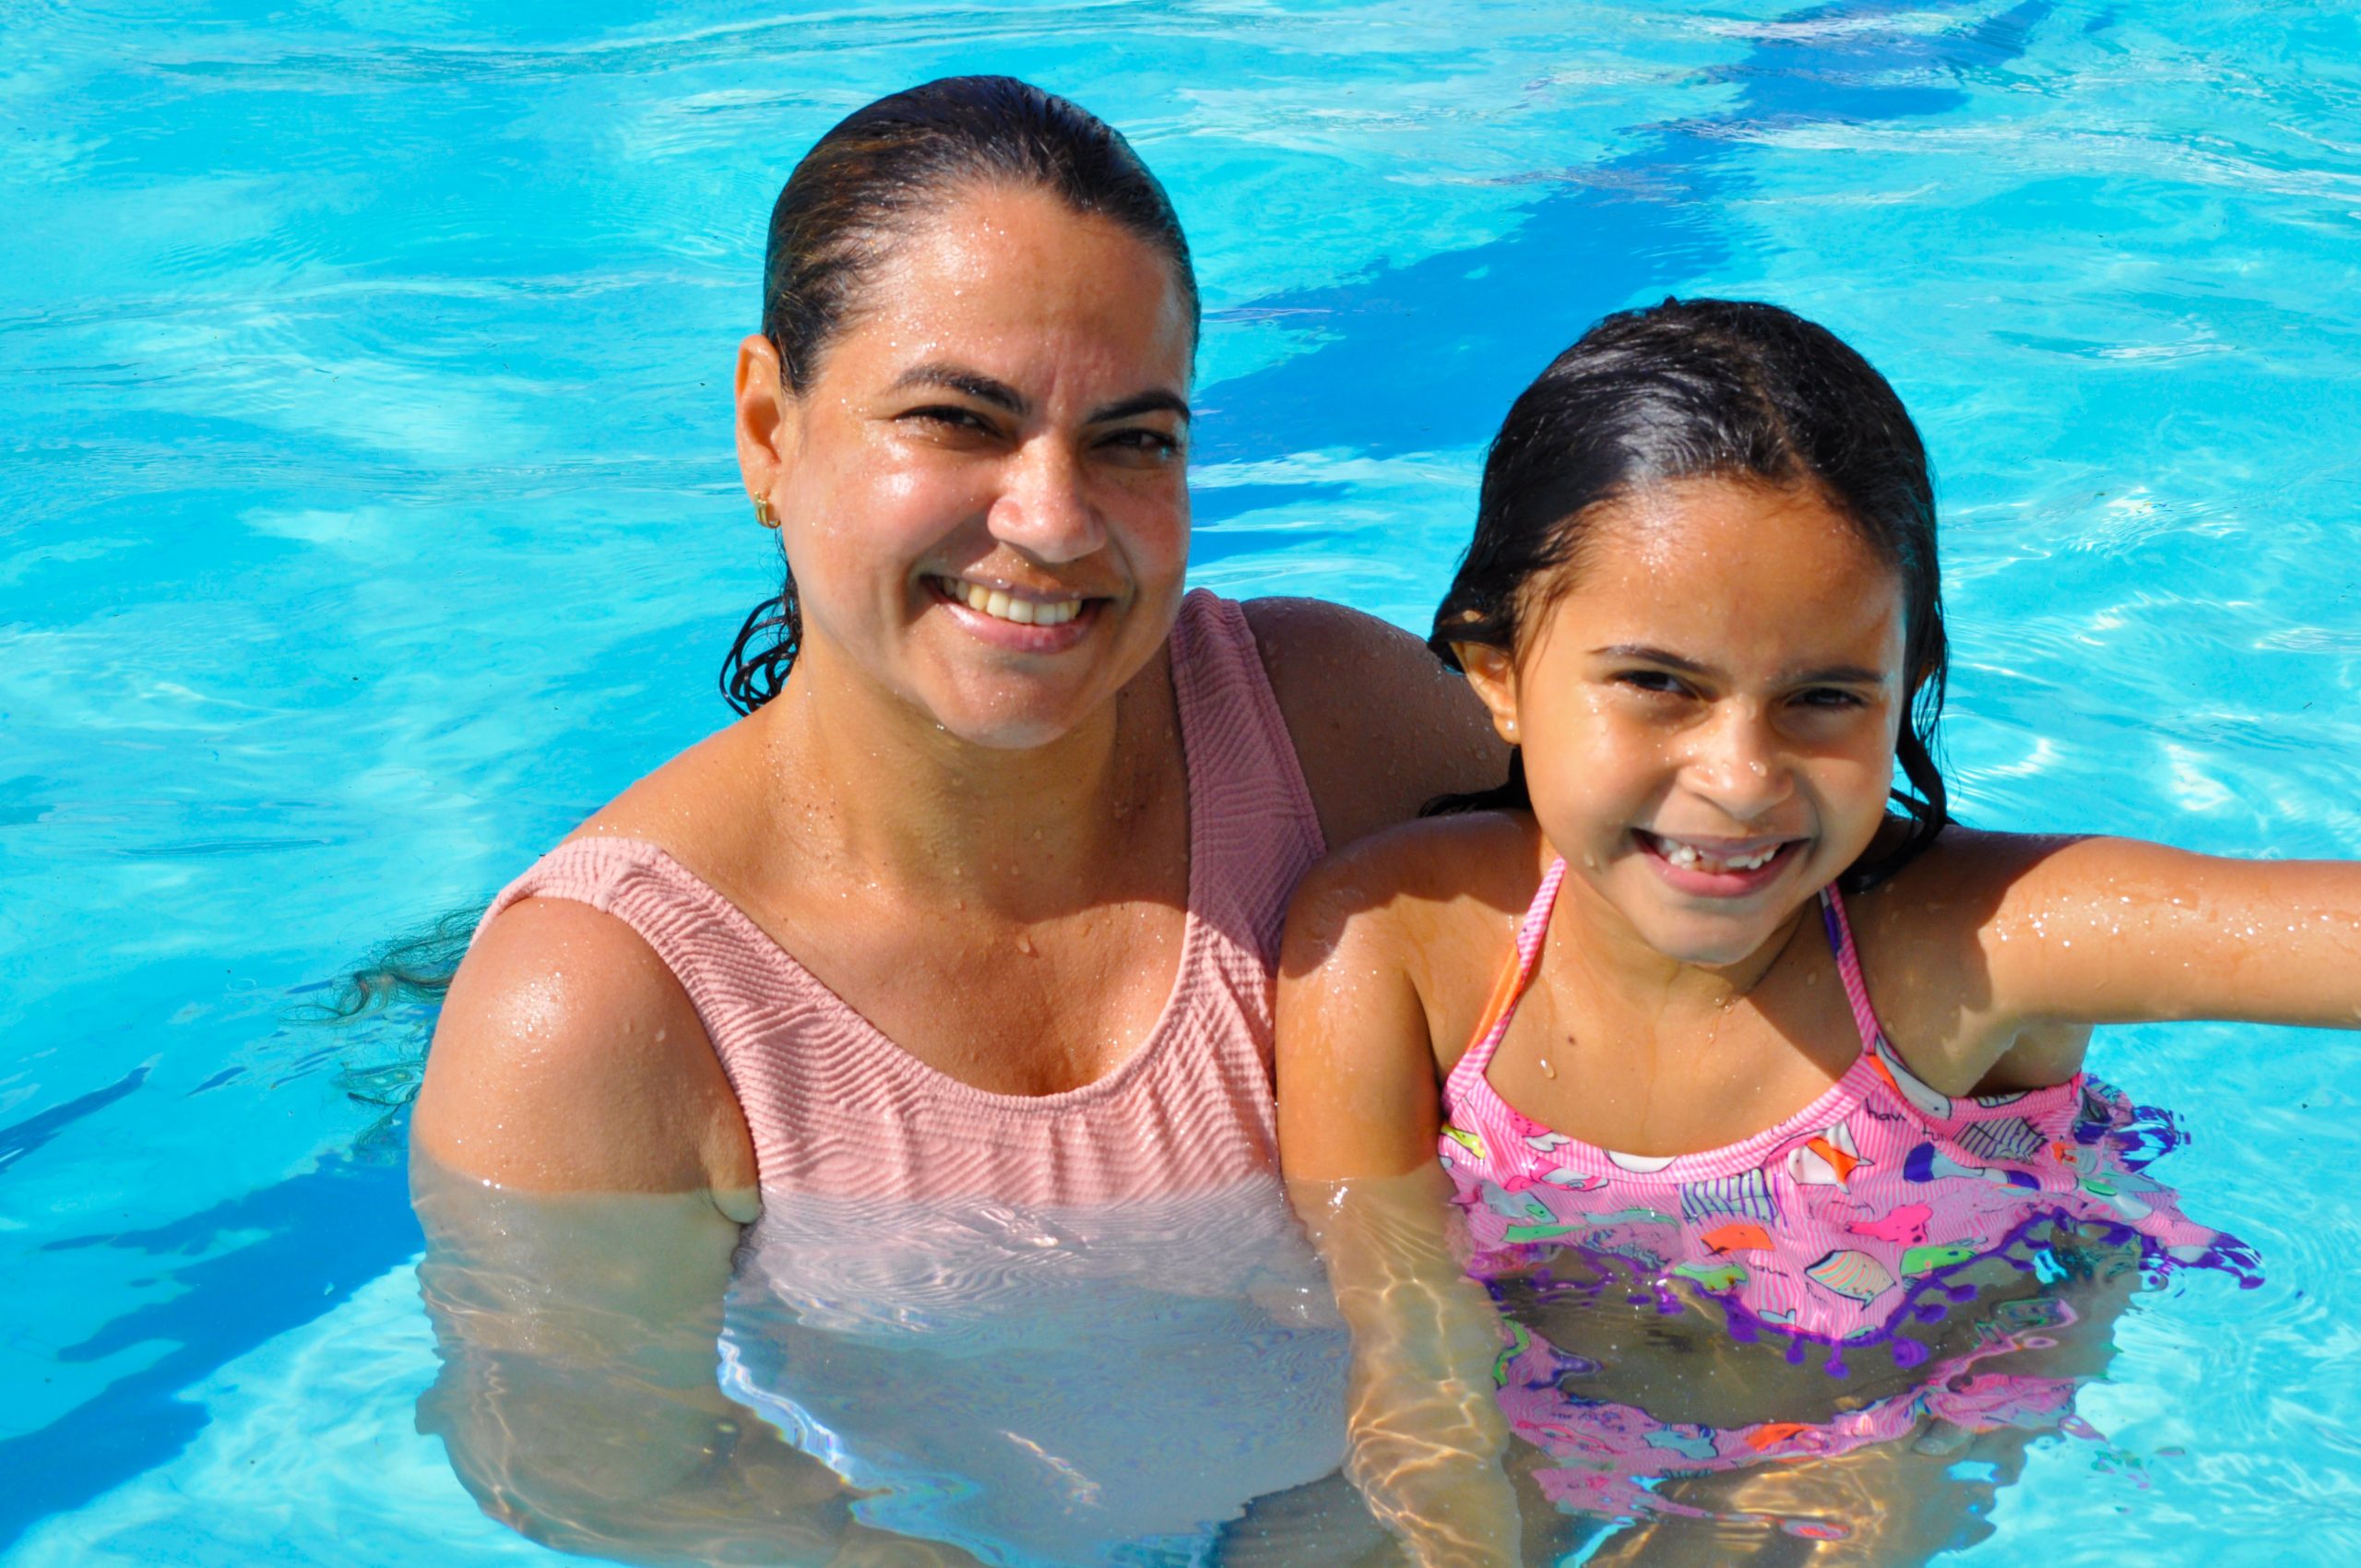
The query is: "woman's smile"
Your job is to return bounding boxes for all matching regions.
[743,182,1198,749]
[924,572,1109,652]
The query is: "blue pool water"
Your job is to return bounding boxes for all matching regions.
[4,0,2358,1561]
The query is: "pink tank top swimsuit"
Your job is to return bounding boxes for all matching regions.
[1438,857,2256,1532]
[478,589,1327,1207]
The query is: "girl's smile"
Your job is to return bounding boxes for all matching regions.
[1633,829,1809,897]
[1459,475,1911,969]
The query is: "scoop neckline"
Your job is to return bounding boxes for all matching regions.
[584,632,1209,1118]
[1468,1043,1887,1186]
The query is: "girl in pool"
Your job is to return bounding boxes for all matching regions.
[1275,297,2360,1563]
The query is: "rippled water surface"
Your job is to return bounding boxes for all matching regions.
[4,0,2359,1562]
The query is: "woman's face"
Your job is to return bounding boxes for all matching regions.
[738,183,1195,750]
[1461,478,1910,968]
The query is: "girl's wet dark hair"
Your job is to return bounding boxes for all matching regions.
[720,76,1199,714]
[1428,297,1950,891]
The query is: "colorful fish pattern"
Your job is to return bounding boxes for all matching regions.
[1441,1027,2252,1343]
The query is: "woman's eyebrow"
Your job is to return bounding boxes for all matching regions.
[889,362,1026,413]
[1088,389,1192,424]
[884,367,1188,427]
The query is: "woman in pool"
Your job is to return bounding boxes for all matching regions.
[1275,298,2358,1562]
[409,77,1497,1562]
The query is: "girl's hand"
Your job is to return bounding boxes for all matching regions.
[1289,1170,1524,1568]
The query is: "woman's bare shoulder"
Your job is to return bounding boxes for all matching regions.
[559,712,775,861]
[415,895,756,1202]
[1240,597,1509,849]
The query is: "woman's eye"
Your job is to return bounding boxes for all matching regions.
[902,406,996,436]
[1795,687,1868,710]
[1100,428,1181,461]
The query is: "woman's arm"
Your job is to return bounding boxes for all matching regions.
[1874,831,2361,1092]
[1245,598,1509,852]
[413,902,977,1566]
[1277,854,1522,1567]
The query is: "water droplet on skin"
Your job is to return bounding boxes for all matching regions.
[1015,932,1036,956]
[1539,1057,1557,1079]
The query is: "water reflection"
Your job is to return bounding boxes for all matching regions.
[414,1163,1378,1566]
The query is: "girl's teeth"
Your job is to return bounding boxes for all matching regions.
[944,578,1083,627]
[1657,837,1783,873]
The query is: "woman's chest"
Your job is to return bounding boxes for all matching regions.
[779,890,1198,1097]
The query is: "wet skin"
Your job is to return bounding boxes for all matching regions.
[1275,475,2361,1562]
[411,182,1504,1563]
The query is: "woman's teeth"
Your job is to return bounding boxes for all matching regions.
[1657,837,1785,873]
[938,577,1084,627]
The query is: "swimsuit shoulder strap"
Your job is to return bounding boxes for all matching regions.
[1455,855,1569,1077]
[1817,882,1888,1051]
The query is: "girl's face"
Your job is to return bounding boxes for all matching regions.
[735,183,1194,749]
[1460,477,1910,968]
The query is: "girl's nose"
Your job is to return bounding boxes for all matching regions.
[1682,705,1796,821]
[986,439,1105,564]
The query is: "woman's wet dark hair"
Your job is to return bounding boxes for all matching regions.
[314,79,1196,1039]
[1427,297,1950,892]
[719,75,1199,714]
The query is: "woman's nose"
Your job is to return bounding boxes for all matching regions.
[1682,705,1796,820]
[987,439,1105,564]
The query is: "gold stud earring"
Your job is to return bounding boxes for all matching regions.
[752,495,778,529]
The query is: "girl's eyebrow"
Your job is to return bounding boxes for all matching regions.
[1592,643,1708,672]
[1591,644,1886,685]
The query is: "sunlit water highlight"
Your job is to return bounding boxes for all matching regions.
[4,0,2359,1562]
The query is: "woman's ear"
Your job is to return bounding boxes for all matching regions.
[735,334,798,508]
[1450,642,1523,747]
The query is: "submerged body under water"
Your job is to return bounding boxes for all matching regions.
[414,1105,2244,1567]
[717,1183,1367,1563]
[1426,878,2260,1559]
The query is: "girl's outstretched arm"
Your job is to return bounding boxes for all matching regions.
[1879,831,2361,1091]
[1277,850,1521,1567]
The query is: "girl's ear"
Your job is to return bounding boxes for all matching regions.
[1451,641,1523,747]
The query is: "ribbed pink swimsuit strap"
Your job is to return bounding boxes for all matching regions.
[1455,860,1886,1083]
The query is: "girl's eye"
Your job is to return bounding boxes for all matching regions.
[1613,670,1692,698]
[1794,687,1868,710]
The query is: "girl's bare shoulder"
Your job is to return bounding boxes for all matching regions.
[1282,809,1546,1030]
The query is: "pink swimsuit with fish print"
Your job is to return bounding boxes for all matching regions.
[1439,857,2254,1529]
